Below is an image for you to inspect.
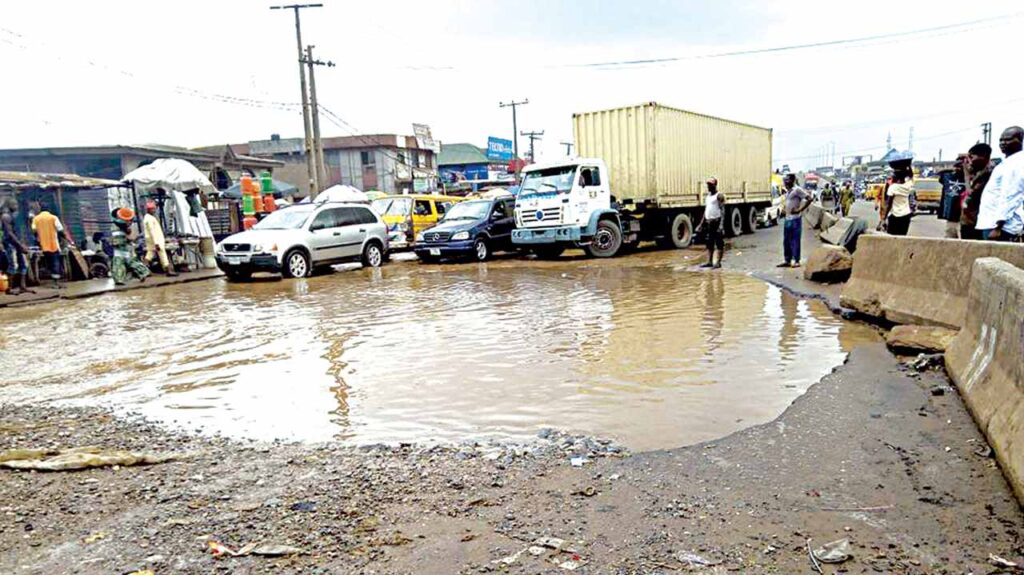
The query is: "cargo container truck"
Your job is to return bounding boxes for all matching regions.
[512,102,773,257]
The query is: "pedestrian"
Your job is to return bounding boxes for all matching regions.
[778,173,811,268]
[29,200,65,288]
[885,157,915,236]
[697,177,726,269]
[938,155,967,238]
[976,126,1024,242]
[142,201,177,276]
[1,197,32,295]
[110,207,149,285]
[960,143,993,240]
[839,181,855,217]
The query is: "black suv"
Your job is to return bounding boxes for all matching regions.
[414,196,517,262]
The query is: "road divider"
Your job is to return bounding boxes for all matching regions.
[840,236,1024,328]
[945,258,1024,505]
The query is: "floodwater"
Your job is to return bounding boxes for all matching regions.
[0,252,878,451]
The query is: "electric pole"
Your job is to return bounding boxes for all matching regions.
[520,130,544,163]
[561,141,574,156]
[304,45,334,194]
[271,3,322,197]
[499,99,528,166]
[981,122,992,146]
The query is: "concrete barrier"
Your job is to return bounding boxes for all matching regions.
[840,235,1024,328]
[945,258,1024,504]
[804,203,824,230]
[820,217,855,245]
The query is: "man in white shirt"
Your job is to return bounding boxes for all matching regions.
[143,202,177,276]
[696,177,726,268]
[977,126,1024,242]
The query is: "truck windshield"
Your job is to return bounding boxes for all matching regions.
[252,205,314,230]
[520,166,576,194]
[442,201,490,221]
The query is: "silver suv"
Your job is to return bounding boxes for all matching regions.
[216,202,389,281]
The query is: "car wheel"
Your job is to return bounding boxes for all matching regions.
[472,238,489,262]
[584,219,623,258]
[282,249,310,278]
[362,241,384,268]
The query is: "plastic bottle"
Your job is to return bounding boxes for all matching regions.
[242,194,255,215]
[260,171,273,194]
[240,175,255,195]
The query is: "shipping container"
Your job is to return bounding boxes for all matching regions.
[573,102,772,209]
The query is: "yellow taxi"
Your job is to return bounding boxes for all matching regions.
[371,194,464,249]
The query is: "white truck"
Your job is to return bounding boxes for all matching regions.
[512,102,773,257]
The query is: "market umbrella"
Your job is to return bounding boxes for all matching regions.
[221,178,299,199]
[122,158,216,194]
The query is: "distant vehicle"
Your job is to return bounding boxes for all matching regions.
[413,195,518,263]
[215,202,388,281]
[759,173,786,227]
[512,103,773,258]
[913,177,943,213]
[370,194,464,250]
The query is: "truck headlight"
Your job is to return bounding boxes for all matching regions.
[451,231,469,241]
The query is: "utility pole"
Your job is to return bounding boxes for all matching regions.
[499,99,528,166]
[561,141,574,156]
[520,130,544,163]
[981,122,992,146]
[304,45,334,193]
[271,3,322,197]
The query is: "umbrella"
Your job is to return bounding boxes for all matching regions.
[221,178,299,200]
[122,158,216,194]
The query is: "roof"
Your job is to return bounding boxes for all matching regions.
[215,134,437,158]
[0,171,123,190]
[0,144,282,169]
[438,143,489,166]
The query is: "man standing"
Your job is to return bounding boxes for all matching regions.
[696,177,725,269]
[142,202,177,276]
[29,200,65,288]
[778,174,810,268]
[839,181,855,217]
[977,126,1024,242]
[938,155,966,239]
[961,143,993,240]
[1,198,32,295]
[110,207,150,285]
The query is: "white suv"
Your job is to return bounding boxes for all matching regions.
[216,202,389,281]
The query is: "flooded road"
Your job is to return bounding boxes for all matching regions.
[0,252,878,451]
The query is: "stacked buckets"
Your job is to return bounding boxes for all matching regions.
[241,171,277,230]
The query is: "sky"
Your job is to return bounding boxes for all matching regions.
[2,0,1023,170]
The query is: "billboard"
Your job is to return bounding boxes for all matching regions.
[486,137,514,161]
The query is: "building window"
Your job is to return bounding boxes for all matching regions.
[361,151,375,167]
[397,151,407,166]
[417,152,426,168]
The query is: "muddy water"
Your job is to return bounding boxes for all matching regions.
[0,254,877,451]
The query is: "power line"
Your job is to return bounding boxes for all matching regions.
[773,126,977,164]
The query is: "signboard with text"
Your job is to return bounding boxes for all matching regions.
[486,137,514,161]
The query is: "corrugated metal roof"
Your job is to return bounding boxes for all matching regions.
[0,144,282,168]
[438,143,489,166]
[0,171,123,190]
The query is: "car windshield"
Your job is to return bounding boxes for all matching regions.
[252,206,314,230]
[442,201,490,221]
[372,197,413,217]
[520,166,576,194]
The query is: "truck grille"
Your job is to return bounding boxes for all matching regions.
[222,243,251,252]
[424,231,450,243]
[520,207,562,225]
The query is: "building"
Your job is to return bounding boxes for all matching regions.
[218,133,439,197]
[0,144,282,190]
[438,143,491,183]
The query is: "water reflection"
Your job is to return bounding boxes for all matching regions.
[0,257,877,450]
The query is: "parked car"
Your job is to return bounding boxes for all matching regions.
[413,195,517,262]
[215,202,388,281]
[370,194,463,250]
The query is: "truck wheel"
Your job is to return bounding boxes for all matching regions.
[743,207,758,234]
[726,207,744,237]
[666,213,693,248]
[533,246,565,259]
[584,219,623,258]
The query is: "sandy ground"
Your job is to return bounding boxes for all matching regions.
[2,212,1021,575]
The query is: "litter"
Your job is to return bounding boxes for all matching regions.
[0,447,180,471]
[83,531,107,544]
[127,571,155,575]
[528,546,546,556]
[813,538,852,564]
[493,548,527,566]
[989,554,1022,569]
[554,554,587,570]
[572,486,598,497]
[569,457,589,467]
[207,540,305,558]
[533,537,567,551]
[678,551,715,567]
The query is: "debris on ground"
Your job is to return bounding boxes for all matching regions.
[989,554,1023,570]
[0,447,180,471]
[207,540,305,558]
[570,456,589,467]
[678,551,717,567]
[908,353,945,372]
[813,538,852,564]
[572,485,598,497]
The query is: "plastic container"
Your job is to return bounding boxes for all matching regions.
[260,171,274,194]
[263,195,277,213]
[199,238,217,269]
[0,274,7,292]
[243,215,258,230]
[242,195,255,215]
[240,175,256,195]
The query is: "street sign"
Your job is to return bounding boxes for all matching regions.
[486,137,514,161]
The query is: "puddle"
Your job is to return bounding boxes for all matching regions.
[0,254,878,451]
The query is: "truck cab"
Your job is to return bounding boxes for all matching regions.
[512,159,635,257]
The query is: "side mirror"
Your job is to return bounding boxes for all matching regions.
[309,223,323,232]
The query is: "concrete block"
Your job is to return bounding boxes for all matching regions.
[945,258,1024,505]
[886,325,958,353]
[804,245,853,283]
[840,235,1024,328]
[821,217,855,246]
[820,211,839,231]
[803,203,824,230]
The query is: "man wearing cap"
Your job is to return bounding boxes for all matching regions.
[977,126,1024,242]
[778,174,810,268]
[696,177,725,268]
[110,207,150,285]
[142,202,176,276]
